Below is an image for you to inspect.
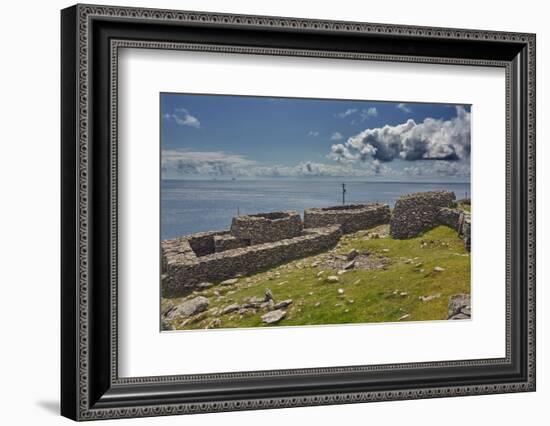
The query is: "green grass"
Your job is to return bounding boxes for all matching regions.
[162,225,470,330]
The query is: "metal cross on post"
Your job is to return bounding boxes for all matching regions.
[342,182,346,205]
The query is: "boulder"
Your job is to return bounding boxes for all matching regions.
[447,294,471,320]
[166,296,209,320]
[261,309,286,324]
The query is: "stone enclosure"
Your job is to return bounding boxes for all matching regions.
[162,191,471,296]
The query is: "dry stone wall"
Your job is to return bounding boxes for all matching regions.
[162,225,342,297]
[304,203,390,234]
[390,190,456,239]
[230,211,303,245]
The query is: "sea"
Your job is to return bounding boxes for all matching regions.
[161,179,470,240]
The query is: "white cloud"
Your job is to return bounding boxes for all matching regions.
[360,107,378,120]
[329,106,470,165]
[330,132,343,141]
[164,108,201,128]
[336,108,358,118]
[396,103,412,114]
[404,160,470,178]
[307,130,319,137]
[162,150,395,178]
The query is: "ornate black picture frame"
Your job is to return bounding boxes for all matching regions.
[61,4,536,421]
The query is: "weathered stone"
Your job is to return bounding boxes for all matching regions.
[347,249,359,260]
[220,278,239,285]
[264,288,274,301]
[166,296,209,320]
[261,309,286,324]
[337,288,344,295]
[448,294,471,320]
[398,314,410,321]
[433,266,445,272]
[419,293,441,302]
[221,303,240,315]
[390,191,456,239]
[197,282,214,289]
[274,299,293,309]
[304,203,390,234]
[162,225,342,297]
[231,211,303,245]
[326,276,339,283]
[214,234,249,253]
[343,260,356,270]
[161,319,173,331]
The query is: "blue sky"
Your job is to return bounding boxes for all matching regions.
[161,93,471,182]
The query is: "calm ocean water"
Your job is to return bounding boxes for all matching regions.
[161,179,470,240]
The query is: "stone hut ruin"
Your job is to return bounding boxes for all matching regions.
[390,190,456,239]
[162,192,471,296]
[230,211,303,245]
[304,203,390,234]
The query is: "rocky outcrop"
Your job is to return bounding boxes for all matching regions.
[390,190,456,239]
[304,203,390,234]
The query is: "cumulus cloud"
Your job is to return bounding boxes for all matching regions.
[396,103,412,114]
[329,106,470,164]
[330,132,343,141]
[307,130,319,137]
[163,108,201,128]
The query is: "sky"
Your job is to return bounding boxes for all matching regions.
[160,93,471,182]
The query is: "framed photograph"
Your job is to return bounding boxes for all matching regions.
[61,4,536,421]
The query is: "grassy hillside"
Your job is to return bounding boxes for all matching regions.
[162,224,470,330]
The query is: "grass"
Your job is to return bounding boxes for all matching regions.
[162,224,470,330]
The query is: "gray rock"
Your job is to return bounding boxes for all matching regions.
[197,282,214,289]
[326,275,339,283]
[343,260,356,270]
[449,313,470,320]
[433,266,445,272]
[166,296,209,320]
[261,309,286,324]
[274,299,293,309]
[221,303,240,315]
[448,294,471,319]
[264,288,274,301]
[161,319,173,331]
[220,278,238,286]
[347,249,359,261]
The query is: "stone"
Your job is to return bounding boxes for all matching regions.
[274,299,293,309]
[381,248,390,252]
[317,270,325,277]
[304,203,391,234]
[419,293,441,302]
[433,266,445,272]
[399,292,408,297]
[166,296,209,320]
[197,282,214,289]
[390,190,456,239]
[337,270,347,275]
[314,302,321,307]
[347,249,359,261]
[161,319,173,331]
[264,288,274,301]
[261,309,286,324]
[398,314,410,321]
[343,260,356,270]
[310,261,321,267]
[337,288,344,295]
[220,278,239,285]
[448,294,471,319]
[326,275,339,283]
[221,303,240,315]
[449,313,470,320]
[231,211,303,245]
